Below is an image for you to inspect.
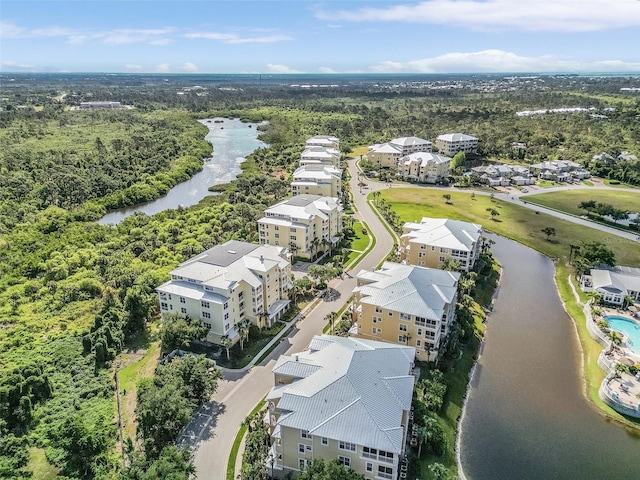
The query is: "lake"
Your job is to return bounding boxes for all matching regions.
[458,234,640,479]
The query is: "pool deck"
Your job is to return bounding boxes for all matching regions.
[594,307,640,418]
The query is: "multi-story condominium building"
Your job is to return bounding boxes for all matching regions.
[156,240,292,345]
[266,335,415,480]
[305,135,340,150]
[291,164,342,198]
[80,101,122,109]
[352,262,459,361]
[435,133,478,157]
[367,136,432,169]
[366,142,403,169]
[258,195,343,260]
[299,146,341,167]
[397,152,451,184]
[400,217,483,272]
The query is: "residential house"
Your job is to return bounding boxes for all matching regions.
[592,152,615,164]
[300,146,341,167]
[258,195,343,260]
[80,101,122,109]
[529,160,590,181]
[156,240,292,345]
[470,164,535,187]
[265,335,415,479]
[435,133,478,157]
[617,151,638,162]
[291,164,342,198]
[305,135,340,150]
[400,217,483,272]
[397,152,451,184]
[352,262,459,361]
[581,266,640,306]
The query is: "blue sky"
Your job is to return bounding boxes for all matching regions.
[2,0,640,73]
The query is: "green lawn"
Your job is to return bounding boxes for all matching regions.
[381,188,640,266]
[349,220,371,251]
[26,447,58,480]
[525,189,640,217]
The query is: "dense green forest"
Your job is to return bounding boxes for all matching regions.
[0,74,639,479]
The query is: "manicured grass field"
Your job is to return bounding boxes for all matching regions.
[525,189,640,217]
[380,188,640,266]
[349,220,371,251]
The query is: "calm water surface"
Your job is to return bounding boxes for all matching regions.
[98,118,265,224]
[459,234,640,480]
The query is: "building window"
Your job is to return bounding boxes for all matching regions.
[372,327,382,334]
[439,256,445,262]
[160,302,168,311]
[322,437,328,445]
[181,307,187,314]
[399,324,407,332]
[420,244,426,250]
[416,340,422,347]
[223,302,229,309]
[201,301,209,308]
[202,311,211,319]
[378,466,393,479]
[388,311,393,316]
[298,444,305,454]
[339,441,356,452]
[400,312,411,321]
[338,456,351,467]
[431,246,435,251]
[366,462,373,472]
[224,323,230,331]
[224,313,229,320]
[204,322,212,330]
[417,328,423,336]
[180,297,186,304]
[299,459,307,470]
[301,430,312,439]
[375,306,383,313]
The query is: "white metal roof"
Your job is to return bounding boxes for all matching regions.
[354,262,459,320]
[402,217,482,252]
[268,335,415,453]
[437,133,478,142]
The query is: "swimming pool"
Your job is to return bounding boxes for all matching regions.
[606,316,640,354]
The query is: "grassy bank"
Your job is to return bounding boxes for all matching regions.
[525,189,640,217]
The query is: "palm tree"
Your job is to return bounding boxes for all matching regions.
[417,415,437,457]
[220,335,233,361]
[324,312,338,334]
[310,237,321,260]
[238,320,251,351]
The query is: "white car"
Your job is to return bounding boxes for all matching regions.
[521,188,529,193]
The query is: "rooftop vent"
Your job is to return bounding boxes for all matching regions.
[228,250,236,254]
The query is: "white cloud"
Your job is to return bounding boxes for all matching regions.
[185,31,292,44]
[317,0,640,32]
[0,22,26,38]
[155,63,171,73]
[369,50,640,73]
[101,28,175,45]
[1,22,174,45]
[266,64,301,74]
[318,67,336,73]
[1,60,36,70]
[180,62,199,73]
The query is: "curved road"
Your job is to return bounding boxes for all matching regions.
[188,159,395,479]
[187,164,636,479]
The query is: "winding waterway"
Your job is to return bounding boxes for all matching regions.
[98,118,265,225]
[459,234,639,479]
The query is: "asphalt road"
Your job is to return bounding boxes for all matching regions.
[187,158,396,479]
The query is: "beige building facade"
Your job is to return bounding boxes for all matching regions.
[352,262,459,361]
[157,240,292,345]
[299,146,341,167]
[291,164,342,198]
[400,217,483,272]
[258,195,343,260]
[397,152,451,183]
[367,136,432,169]
[435,133,478,156]
[266,335,415,480]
